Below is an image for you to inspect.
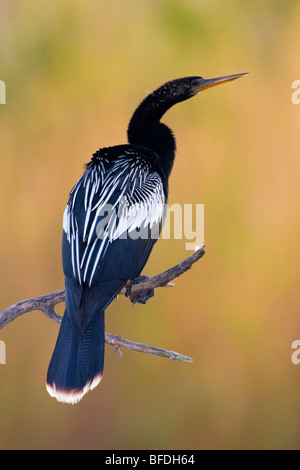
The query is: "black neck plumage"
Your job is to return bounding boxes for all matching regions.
[127,84,179,179]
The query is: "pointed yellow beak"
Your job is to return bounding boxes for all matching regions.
[192,73,248,94]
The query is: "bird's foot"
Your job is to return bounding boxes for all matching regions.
[125,275,155,306]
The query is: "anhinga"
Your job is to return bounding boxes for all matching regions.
[46,73,247,404]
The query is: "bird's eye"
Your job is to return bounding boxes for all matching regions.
[191,78,202,87]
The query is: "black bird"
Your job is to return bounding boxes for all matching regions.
[46,73,247,404]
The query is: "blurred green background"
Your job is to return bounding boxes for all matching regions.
[1,0,300,450]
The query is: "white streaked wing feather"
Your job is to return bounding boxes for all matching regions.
[63,157,164,286]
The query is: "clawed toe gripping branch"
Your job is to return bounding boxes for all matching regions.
[0,246,205,363]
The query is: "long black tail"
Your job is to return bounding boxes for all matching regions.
[46,310,105,404]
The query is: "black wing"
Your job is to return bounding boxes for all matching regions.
[62,151,165,288]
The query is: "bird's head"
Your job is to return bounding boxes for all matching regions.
[163,73,248,102]
[128,72,248,166]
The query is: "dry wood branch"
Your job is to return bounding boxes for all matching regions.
[0,246,205,363]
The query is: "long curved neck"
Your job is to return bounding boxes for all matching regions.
[127,87,178,178]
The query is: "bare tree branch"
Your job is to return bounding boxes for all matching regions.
[105,333,194,362]
[0,246,205,363]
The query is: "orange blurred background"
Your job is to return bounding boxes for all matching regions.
[1,0,300,449]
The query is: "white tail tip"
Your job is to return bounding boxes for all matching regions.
[46,373,103,405]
